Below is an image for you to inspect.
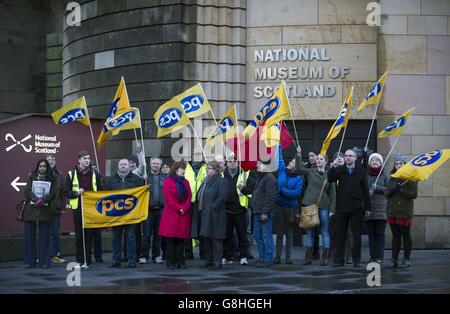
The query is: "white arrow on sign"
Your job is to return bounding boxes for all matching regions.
[11,177,27,192]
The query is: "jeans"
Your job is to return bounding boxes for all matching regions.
[50,214,61,257]
[141,209,162,259]
[366,220,386,261]
[112,224,136,263]
[253,213,274,262]
[306,208,330,249]
[24,221,51,267]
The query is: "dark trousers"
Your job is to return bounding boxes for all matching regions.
[223,212,250,259]
[165,237,185,267]
[50,214,61,257]
[93,228,102,260]
[141,209,162,259]
[366,220,386,261]
[123,223,141,261]
[113,224,136,263]
[73,209,95,265]
[312,227,320,257]
[204,237,223,267]
[276,225,293,259]
[335,211,363,264]
[390,223,412,261]
[24,221,51,267]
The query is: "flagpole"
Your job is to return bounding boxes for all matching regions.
[137,109,148,185]
[374,134,401,185]
[283,81,300,146]
[189,121,208,161]
[208,103,230,158]
[80,195,88,269]
[234,104,243,174]
[337,126,348,155]
[364,102,380,149]
[88,123,101,174]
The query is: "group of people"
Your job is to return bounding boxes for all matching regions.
[22,142,417,271]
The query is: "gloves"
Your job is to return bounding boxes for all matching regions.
[369,189,374,197]
[35,197,44,206]
[371,183,377,191]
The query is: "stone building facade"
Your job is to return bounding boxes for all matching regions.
[0,0,449,248]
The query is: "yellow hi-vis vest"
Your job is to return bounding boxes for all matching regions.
[68,169,98,209]
[184,163,206,203]
[237,170,250,208]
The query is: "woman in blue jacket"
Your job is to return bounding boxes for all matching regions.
[273,146,303,264]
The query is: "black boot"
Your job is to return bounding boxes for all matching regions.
[303,248,313,265]
[386,260,398,269]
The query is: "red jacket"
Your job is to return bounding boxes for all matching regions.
[158,175,192,239]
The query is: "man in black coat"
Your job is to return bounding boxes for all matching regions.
[328,149,371,267]
[222,156,251,266]
[251,159,277,267]
[104,159,145,268]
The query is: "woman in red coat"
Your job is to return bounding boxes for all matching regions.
[158,161,192,269]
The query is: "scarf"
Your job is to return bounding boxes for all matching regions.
[172,174,188,203]
[368,166,382,176]
[76,165,92,176]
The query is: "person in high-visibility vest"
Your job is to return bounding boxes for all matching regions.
[64,150,103,268]
[185,150,207,259]
[222,155,251,266]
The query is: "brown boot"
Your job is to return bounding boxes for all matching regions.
[321,249,330,266]
[303,248,313,265]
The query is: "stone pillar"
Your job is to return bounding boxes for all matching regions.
[62,0,246,174]
[378,0,450,248]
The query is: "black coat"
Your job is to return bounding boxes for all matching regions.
[104,172,145,190]
[250,172,277,216]
[223,168,246,215]
[328,164,371,213]
[198,174,228,240]
[24,171,56,223]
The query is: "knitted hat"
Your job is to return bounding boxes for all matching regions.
[369,153,384,165]
[128,155,139,167]
[394,154,408,163]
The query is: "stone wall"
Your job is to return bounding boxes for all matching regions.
[246,0,378,121]
[378,0,450,248]
[62,0,246,174]
[0,0,65,120]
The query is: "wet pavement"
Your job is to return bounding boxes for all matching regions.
[1,247,449,294]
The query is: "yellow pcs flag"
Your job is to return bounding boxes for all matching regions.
[104,107,141,136]
[378,107,414,138]
[82,185,149,228]
[97,77,132,147]
[242,82,291,140]
[51,96,90,126]
[261,123,281,147]
[154,98,191,138]
[392,149,450,182]
[176,83,212,119]
[205,106,238,147]
[357,71,387,112]
[320,86,353,156]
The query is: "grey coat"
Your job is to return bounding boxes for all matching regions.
[295,156,336,212]
[197,174,228,240]
[366,170,389,221]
